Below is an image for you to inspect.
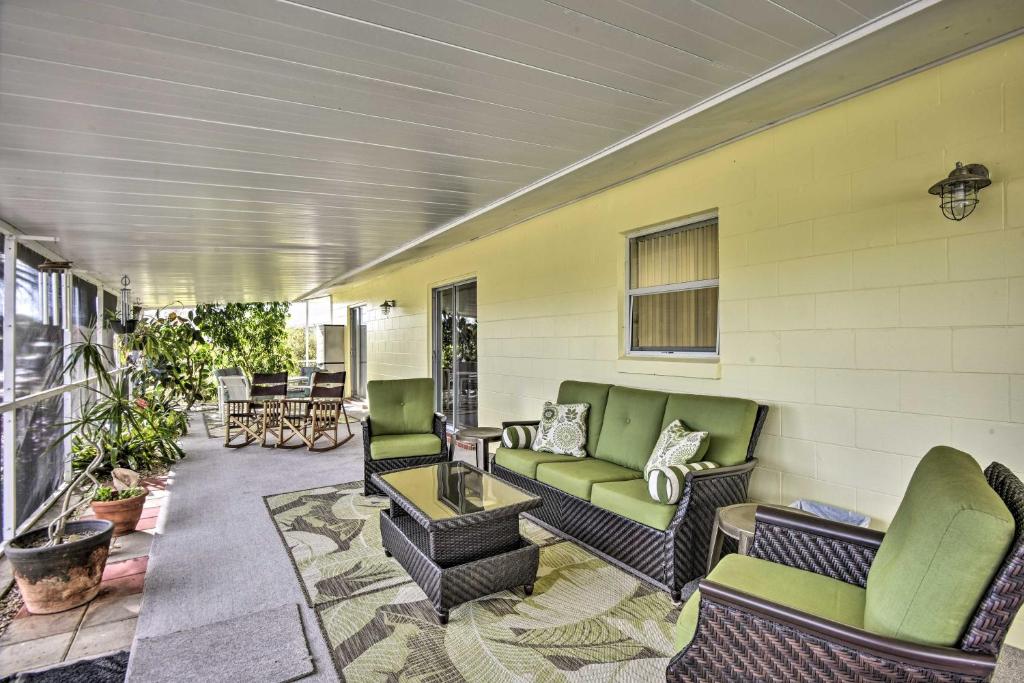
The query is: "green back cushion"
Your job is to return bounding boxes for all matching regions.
[594,387,668,470]
[660,394,759,466]
[864,446,1015,646]
[557,381,611,457]
[367,378,435,435]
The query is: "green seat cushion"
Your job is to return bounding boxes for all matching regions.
[493,447,579,479]
[557,381,611,457]
[661,394,759,466]
[367,378,434,435]
[536,458,641,500]
[369,434,442,460]
[594,387,669,470]
[864,446,1015,647]
[591,479,677,531]
[676,554,866,651]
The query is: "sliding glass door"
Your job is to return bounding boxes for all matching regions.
[433,280,477,430]
[348,305,367,399]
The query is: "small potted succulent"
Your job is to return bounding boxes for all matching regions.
[90,484,148,536]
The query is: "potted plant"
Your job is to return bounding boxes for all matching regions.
[7,334,184,614]
[6,430,115,614]
[90,485,148,536]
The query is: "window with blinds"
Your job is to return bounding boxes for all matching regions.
[627,215,719,355]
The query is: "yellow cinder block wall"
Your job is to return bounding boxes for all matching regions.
[334,37,1023,538]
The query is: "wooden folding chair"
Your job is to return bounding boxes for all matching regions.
[223,372,287,448]
[305,372,354,452]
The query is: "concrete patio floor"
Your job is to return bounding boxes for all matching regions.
[128,415,364,681]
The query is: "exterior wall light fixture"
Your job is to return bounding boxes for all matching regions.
[928,162,991,221]
[380,300,396,316]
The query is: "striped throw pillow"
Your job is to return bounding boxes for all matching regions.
[644,420,710,481]
[501,424,538,450]
[648,462,720,504]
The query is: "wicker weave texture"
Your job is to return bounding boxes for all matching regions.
[429,517,521,567]
[960,463,1024,655]
[560,492,669,580]
[748,522,877,588]
[666,598,988,683]
[492,466,564,528]
[673,470,751,584]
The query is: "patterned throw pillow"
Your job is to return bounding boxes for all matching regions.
[501,424,538,450]
[531,402,589,457]
[643,420,710,481]
[648,462,720,504]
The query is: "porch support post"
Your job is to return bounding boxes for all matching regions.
[62,270,74,483]
[3,236,18,542]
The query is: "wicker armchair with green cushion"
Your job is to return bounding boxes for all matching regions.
[362,378,449,496]
[491,380,769,601]
[667,446,1024,683]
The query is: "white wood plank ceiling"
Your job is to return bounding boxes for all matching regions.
[0,0,1019,303]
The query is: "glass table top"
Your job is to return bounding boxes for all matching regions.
[378,462,537,520]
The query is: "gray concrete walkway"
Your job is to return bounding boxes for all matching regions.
[131,416,364,681]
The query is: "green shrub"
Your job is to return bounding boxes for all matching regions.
[92,486,145,502]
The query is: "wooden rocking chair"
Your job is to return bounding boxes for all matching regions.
[304,372,353,452]
[261,397,309,448]
[223,372,287,448]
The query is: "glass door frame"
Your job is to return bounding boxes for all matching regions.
[432,278,477,431]
[348,304,368,399]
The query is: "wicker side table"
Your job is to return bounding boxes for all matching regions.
[372,461,542,624]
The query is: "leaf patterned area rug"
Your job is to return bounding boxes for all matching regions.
[264,481,681,682]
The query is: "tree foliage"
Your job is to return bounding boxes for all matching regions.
[123,307,214,410]
[192,302,296,376]
[440,311,477,370]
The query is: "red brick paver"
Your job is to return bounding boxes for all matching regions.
[102,556,148,581]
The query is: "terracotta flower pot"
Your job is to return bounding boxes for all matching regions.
[90,488,148,536]
[7,519,114,614]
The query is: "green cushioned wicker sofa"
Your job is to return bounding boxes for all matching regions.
[491,380,769,601]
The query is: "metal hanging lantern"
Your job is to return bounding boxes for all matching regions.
[380,299,396,316]
[928,162,991,221]
[112,274,138,334]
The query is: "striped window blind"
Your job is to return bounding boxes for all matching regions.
[627,216,719,354]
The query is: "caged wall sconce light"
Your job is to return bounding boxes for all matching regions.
[928,162,991,221]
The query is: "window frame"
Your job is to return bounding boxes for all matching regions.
[624,212,720,359]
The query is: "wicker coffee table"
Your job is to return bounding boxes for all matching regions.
[372,461,542,624]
